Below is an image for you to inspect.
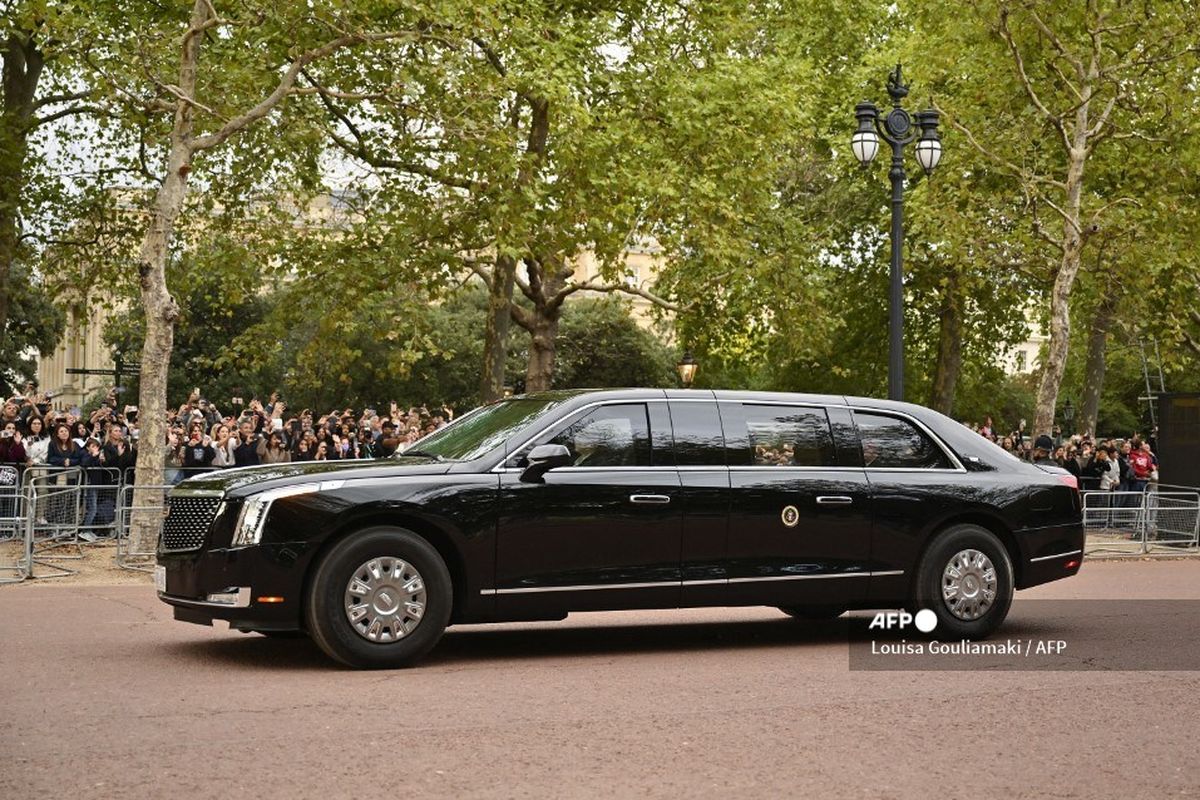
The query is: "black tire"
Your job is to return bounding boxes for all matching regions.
[778,605,846,621]
[914,524,1014,640]
[305,527,452,669]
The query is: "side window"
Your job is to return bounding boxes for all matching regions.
[744,405,836,467]
[855,412,950,469]
[669,401,726,466]
[522,404,652,468]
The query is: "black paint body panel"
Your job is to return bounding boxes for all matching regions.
[157,389,1085,631]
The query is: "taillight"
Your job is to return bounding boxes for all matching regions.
[1057,474,1078,490]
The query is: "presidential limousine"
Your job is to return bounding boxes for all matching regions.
[156,389,1085,668]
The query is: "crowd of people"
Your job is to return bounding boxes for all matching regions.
[0,386,456,484]
[964,415,1160,493]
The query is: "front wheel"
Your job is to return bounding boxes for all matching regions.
[305,527,452,669]
[914,524,1014,640]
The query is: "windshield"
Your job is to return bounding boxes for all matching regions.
[396,398,561,462]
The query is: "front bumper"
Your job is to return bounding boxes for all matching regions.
[157,542,315,631]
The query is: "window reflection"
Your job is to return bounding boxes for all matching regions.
[534,404,652,467]
[670,402,726,466]
[855,413,949,469]
[744,406,836,467]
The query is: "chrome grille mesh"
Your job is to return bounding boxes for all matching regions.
[160,497,221,552]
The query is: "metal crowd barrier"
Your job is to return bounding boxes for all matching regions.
[1083,489,1200,555]
[115,484,175,572]
[0,468,29,584]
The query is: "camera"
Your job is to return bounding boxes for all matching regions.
[1,430,12,439]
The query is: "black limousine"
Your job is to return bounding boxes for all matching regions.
[156,389,1084,668]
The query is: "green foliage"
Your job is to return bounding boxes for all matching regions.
[102,235,273,406]
[0,263,65,393]
[12,0,1198,432]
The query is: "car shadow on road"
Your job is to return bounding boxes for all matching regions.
[157,606,1108,672]
[156,613,917,671]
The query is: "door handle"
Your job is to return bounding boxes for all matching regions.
[815,495,854,506]
[629,494,671,505]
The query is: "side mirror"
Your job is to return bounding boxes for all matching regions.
[519,443,573,483]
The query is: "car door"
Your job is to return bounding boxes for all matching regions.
[850,408,963,604]
[721,401,874,607]
[668,397,733,607]
[494,401,682,616]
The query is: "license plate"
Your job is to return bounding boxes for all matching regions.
[154,565,167,593]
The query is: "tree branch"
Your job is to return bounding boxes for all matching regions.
[32,104,106,127]
[304,70,480,191]
[564,278,689,313]
[1027,6,1085,79]
[190,29,424,153]
[939,107,1066,191]
[31,89,91,110]
[998,8,1072,151]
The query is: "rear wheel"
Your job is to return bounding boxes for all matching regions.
[914,524,1013,640]
[305,527,452,669]
[778,605,846,621]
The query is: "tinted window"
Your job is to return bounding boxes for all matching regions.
[855,412,950,469]
[534,404,652,467]
[669,402,726,466]
[744,405,836,467]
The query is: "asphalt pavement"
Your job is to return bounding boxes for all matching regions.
[3,559,1199,799]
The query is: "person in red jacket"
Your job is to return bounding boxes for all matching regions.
[1128,439,1155,493]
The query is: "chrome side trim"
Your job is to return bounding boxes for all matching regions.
[158,587,252,609]
[1029,549,1083,563]
[168,486,227,498]
[727,572,869,583]
[479,570,906,595]
[492,581,679,595]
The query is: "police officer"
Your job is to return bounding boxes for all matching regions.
[1032,434,1057,466]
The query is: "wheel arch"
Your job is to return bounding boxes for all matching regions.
[911,511,1023,596]
[300,508,470,628]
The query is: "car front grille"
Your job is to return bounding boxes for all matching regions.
[160,496,221,552]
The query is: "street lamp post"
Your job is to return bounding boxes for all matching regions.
[1062,399,1075,434]
[852,64,942,401]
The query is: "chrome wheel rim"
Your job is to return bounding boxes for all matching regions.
[344,557,426,642]
[941,548,997,621]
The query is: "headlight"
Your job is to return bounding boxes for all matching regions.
[231,482,341,547]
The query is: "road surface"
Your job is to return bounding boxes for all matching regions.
[3,559,1199,799]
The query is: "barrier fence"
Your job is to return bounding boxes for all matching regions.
[0,467,201,583]
[1083,489,1200,555]
[3,465,1200,584]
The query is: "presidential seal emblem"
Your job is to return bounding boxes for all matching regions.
[780,505,800,528]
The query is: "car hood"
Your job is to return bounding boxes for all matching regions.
[174,457,454,497]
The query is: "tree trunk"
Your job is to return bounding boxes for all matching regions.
[128,0,207,558]
[479,254,516,402]
[479,97,549,402]
[1033,94,1092,435]
[0,32,43,353]
[1079,290,1115,437]
[928,269,963,415]
[524,317,559,393]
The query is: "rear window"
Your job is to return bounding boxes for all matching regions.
[854,412,951,469]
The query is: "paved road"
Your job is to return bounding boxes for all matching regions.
[3,560,1200,799]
